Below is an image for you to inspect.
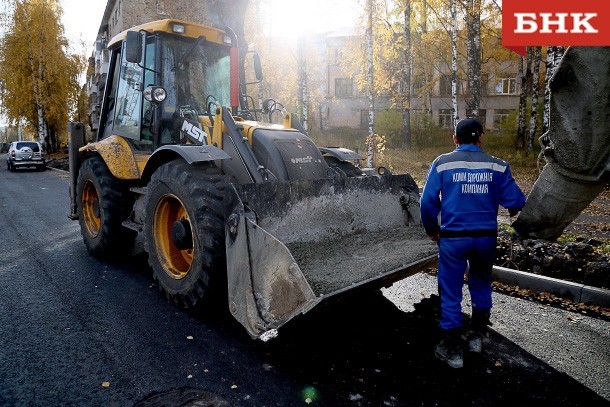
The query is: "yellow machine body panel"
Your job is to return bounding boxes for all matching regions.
[108,19,230,49]
[80,136,149,180]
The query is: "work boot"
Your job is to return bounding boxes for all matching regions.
[435,328,463,368]
[466,308,491,353]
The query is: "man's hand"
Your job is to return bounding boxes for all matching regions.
[429,234,440,242]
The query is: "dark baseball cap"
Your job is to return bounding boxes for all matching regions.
[455,118,484,143]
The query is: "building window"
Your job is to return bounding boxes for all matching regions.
[439,74,452,96]
[335,78,353,98]
[493,109,512,126]
[481,73,489,96]
[439,74,463,96]
[495,76,517,94]
[466,109,486,127]
[439,109,453,128]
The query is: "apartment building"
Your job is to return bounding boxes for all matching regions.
[86,2,523,135]
[323,30,522,131]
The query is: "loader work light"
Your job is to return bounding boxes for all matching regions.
[143,86,167,103]
[172,23,186,33]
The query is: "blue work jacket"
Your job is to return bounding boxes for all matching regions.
[420,144,526,238]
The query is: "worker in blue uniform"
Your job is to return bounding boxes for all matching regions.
[420,118,526,368]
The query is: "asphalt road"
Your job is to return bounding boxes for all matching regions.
[0,161,608,406]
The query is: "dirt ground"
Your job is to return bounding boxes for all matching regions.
[495,175,610,290]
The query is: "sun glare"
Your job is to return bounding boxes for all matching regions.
[265,0,359,38]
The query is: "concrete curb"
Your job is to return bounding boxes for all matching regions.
[492,266,610,308]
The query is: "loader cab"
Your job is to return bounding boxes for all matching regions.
[97,20,235,151]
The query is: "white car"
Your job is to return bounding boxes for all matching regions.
[6,141,46,172]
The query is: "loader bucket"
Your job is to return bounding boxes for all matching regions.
[225,174,438,339]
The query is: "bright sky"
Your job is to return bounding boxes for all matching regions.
[60,0,361,50]
[61,0,107,49]
[2,0,359,127]
[265,0,361,37]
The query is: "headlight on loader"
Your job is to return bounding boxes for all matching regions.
[143,86,167,103]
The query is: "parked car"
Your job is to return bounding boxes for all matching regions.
[6,141,46,172]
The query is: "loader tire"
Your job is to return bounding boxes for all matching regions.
[77,156,136,258]
[144,160,231,308]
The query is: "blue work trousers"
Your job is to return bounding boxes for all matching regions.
[437,236,496,330]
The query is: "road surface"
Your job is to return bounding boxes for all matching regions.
[0,161,608,406]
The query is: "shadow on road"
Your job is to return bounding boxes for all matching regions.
[241,290,607,406]
[108,255,606,406]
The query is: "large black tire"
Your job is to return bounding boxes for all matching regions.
[144,160,232,308]
[76,156,136,258]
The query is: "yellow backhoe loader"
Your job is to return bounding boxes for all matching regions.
[68,19,437,340]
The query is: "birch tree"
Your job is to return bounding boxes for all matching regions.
[516,47,532,150]
[450,0,458,126]
[0,0,81,150]
[465,0,481,118]
[542,46,564,135]
[297,34,308,132]
[366,0,375,168]
[526,46,541,156]
[401,0,412,147]
[542,46,555,136]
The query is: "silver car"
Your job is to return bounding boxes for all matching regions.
[6,141,46,172]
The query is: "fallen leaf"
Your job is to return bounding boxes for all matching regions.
[186,336,194,340]
[231,384,238,389]
[101,382,110,388]
[495,361,503,367]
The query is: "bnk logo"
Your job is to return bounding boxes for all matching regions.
[502,0,610,55]
[514,13,598,34]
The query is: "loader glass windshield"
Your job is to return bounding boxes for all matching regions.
[161,36,231,118]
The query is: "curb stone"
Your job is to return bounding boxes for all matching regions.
[492,266,610,308]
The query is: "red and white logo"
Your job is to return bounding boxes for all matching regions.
[502,0,610,55]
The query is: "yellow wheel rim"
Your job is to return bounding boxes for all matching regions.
[81,180,101,238]
[153,194,194,279]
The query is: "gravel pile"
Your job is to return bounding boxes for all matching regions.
[496,230,610,289]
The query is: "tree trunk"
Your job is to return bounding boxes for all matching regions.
[542,46,554,135]
[366,0,375,168]
[22,2,48,144]
[451,0,458,126]
[516,47,532,150]
[466,0,481,118]
[401,0,412,147]
[297,35,308,132]
[527,46,541,156]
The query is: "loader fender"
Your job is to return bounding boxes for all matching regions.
[141,145,231,183]
[319,147,363,162]
[79,136,141,180]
